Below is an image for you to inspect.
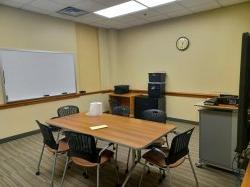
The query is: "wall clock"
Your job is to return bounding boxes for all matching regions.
[176,36,190,51]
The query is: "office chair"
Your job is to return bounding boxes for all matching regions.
[49,105,80,132]
[61,131,119,187]
[141,109,168,148]
[139,128,198,187]
[112,105,130,116]
[57,105,79,117]
[112,105,131,173]
[35,120,69,187]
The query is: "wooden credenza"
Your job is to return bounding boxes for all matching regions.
[109,92,142,117]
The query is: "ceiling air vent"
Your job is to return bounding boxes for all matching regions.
[57,7,89,17]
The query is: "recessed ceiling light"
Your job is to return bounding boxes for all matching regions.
[94,1,147,18]
[136,0,177,7]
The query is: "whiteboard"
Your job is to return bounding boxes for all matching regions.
[0,49,77,102]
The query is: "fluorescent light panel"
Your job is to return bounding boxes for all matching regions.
[94,1,147,18]
[136,0,177,7]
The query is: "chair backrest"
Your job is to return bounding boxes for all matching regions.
[166,128,194,165]
[64,131,98,163]
[141,109,166,123]
[57,105,79,117]
[36,120,58,150]
[112,105,130,117]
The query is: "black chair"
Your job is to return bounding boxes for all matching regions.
[142,109,166,123]
[61,132,119,187]
[111,105,131,173]
[57,105,79,117]
[49,105,80,132]
[139,128,198,187]
[35,120,69,187]
[141,109,169,148]
[112,105,130,116]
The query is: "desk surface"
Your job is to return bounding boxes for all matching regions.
[195,102,238,111]
[241,162,250,187]
[109,92,142,98]
[47,113,176,149]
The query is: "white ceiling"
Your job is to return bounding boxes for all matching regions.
[0,0,249,29]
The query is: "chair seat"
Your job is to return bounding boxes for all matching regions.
[147,137,165,149]
[46,138,69,154]
[143,147,185,168]
[71,149,114,168]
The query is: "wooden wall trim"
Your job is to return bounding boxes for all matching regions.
[0,93,80,110]
[0,89,218,110]
[0,90,112,110]
[166,91,218,98]
[83,89,112,95]
[131,89,218,98]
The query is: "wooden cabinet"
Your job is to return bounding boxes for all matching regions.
[109,92,142,117]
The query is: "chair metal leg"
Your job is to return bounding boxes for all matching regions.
[97,164,100,187]
[126,148,131,174]
[83,168,89,179]
[115,144,119,163]
[165,135,169,148]
[55,131,60,142]
[61,156,69,187]
[139,161,147,187]
[113,158,120,185]
[146,165,150,174]
[50,151,58,187]
[36,144,45,175]
[121,149,137,187]
[168,168,173,187]
[188,153,199,187]
[159,169,163,183]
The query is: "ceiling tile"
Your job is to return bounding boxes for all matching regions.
[152,2,187,14]
[95,0,129,7]
[144,14,170,22]
[178,0,219,8]
[167,8,192,18]
[190,1,221,13]
[73,13,106,23]
[0,0,249,29]
[0,0,34,8]
[21,4,51,15]
[29,0,65,12]
[51,0,82,6]
[74,0,107,12]
[217,0,250,6]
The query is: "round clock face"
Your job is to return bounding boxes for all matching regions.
[176,37,189,51]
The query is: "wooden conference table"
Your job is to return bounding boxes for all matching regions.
[47,113,176,187]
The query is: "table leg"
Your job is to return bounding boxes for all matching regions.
[121,149,137,187]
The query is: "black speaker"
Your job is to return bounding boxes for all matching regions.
[148,82,165,98]
[134,95,166,119]
[149,72,166,82]
[114,85,129,94]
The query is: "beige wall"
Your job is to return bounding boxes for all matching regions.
[0,94,109,139]
[104,2,250,121]
[0,6,103,139]
[76,23,101,92]
[1,2,250,138]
